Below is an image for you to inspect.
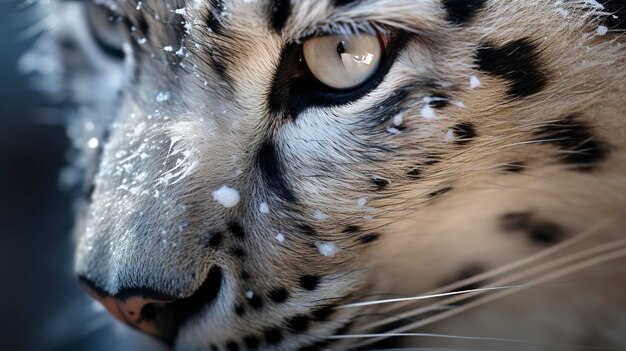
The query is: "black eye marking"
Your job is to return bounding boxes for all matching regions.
[532,115,608,171]
[299,223,318,236]
[263,327,283,344]
[210,344,219,351]
[228,222,246,238]
[299,275,321,291]
[372,177,390,189]
[360,233,380,244]
[452,122,477,145]
[247,294,264,310]
[428,186,453,199]
[268,0,291,33]
[501,212,565,244]
[225,341,239,351]
[312,305,336,320]
[442,0,487,24]
[343,225,362,234]
[286,315,311,333]
[268,287,290,303]
[257,140,297,202]
[602,1,626,29]
[244,335,261,349]
[503,162,525,173]
[206,232,224,248]
[476,39,548,98]
[268,33,411,118]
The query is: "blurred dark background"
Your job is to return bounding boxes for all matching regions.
[0,1,76,350]
[0,2,105,350]
[1,2,165,350]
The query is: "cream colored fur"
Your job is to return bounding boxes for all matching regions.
[27,0,626,349]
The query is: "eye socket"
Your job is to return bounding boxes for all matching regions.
[85,3,127,59]
[302,33,383,91]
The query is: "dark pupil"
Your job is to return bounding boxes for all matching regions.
[337,40,346,55]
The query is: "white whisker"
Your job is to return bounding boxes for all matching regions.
[357,237,626,334]
[338,284,527,309]
[353,245,626,349]
[330,331,560,346]
[375,215,617,315]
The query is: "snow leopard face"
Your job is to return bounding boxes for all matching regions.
[24,0,626,350]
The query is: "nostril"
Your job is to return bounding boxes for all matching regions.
[79,267,223,343]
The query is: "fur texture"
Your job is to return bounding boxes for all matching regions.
[24,0,626,349]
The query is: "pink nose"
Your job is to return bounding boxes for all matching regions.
[79,267,223,342]
[80,280,176,338]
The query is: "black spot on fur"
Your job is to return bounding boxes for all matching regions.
[333,321,355,337]
[452,122,477,145]
[360,233,380,244]
[501,212,565,244]
[226,341,239,351]
[299,275,320,291]
[407,168,422,179]
[232,247,246,257]
[244,335,260,349]
[333,0,362,6]
[268,0,291,32]
[210,345,219,351]
[428,186,453,199]
[312,305,336,320]
[343,225,362,234]
[229,222,246,238]
[241,270,251,280]
[503,162,525,173]
[234,304,246,316]
[476,39,548,97]
[264,328,283,344]
[442,265,484,293]
[136,14,149,38]
[423,155,442,166]
[430,94,452,109]
[286,315,310,332]
[204,0,226,35]
[299,223,318,236]
[372,177,390,189]
[528,221,565,244]
[298,341,333,351]
[533,116,608,170]
[268,287,290,303]
[602,0,626,29]
[247,294,264,310]
[206,232,224,248]
[84,184,95,202]
[442,0,487,24]
[258,141,297,202]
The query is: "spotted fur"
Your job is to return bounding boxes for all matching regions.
[22,0,626,350]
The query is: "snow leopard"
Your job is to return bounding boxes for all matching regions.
[21,0,626,350]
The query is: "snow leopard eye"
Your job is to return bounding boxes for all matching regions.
[85,3,126,59]
[302,33,383,90]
